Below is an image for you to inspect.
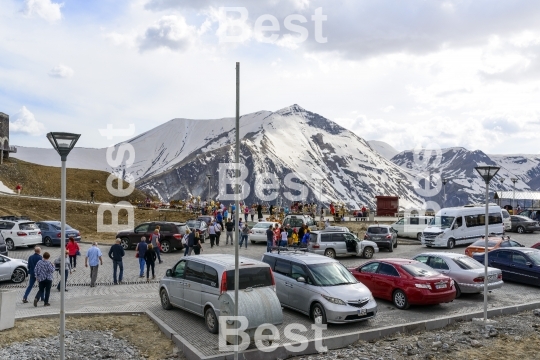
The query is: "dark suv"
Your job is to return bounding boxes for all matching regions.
[116,222,187,253]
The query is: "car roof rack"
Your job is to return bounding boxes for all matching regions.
[270,246,309,254]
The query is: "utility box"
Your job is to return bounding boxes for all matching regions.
[375,196,399,217]
[0,289,17,330]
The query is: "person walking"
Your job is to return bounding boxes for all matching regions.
[225,218,235,245]
[22,246,42,303]
[135,237,148,278]
[208,221,217,248]
[257,204,263,221]
[250,206,255,222]
[239,222,250,249]
[108,238,125,284]
[191,233,203,255]
[244,206,249,222]
[55,250,72,292]
[183,230,191,256]
[280,227,288,247]
[66,237,80,270]
[214,221,222,246]
[144,244,157,281]
[16,183,22,195]
[89,190,95,204]
[85,242,103,287]
[150,228,163,264]
[266,225,274,252]
[33,252,55,307]
[301,228,311,247]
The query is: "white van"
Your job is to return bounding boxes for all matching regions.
[392,216,433,240]
[421,206,504,249]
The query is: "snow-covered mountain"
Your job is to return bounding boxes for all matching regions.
[390,147,537,207]
[15,105,425,209]
[368,140,399,160]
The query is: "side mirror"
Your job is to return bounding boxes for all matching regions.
[296,276,306,283]
[166,269,172,277]
[526,262,533,268]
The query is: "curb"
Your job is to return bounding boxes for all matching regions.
[15,311,146,320]
[145,300,540,360]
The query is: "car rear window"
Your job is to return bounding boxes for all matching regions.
[176,225,187,234]
[402,263,440,277]
[453,257,483,270]
[471,239,498,247]
[50,223,73,230]
[225,267,273,290]
[309,233,318,243]
[253,223,272,229]
[368,227,388,234]
[19,223,38,230]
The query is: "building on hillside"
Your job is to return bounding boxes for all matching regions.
[0,112,17,164]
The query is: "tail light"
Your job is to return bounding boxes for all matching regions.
[57,233,62,238]
[17,232,28,236]
[249,231,253,234]
[220,271,228,294]
[173,234,182,240]
[38,231,41,235]
[269,268,276,292]
[415,283,431,289]
[312,244,320,249]
[77,232,81,236]
[497,273,503,280]
[364,234,370,240]
[473,276,484,283]
[385,234,392,239]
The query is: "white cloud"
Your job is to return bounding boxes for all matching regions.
[48,64,74,78]
[22,0,63,23]
[139,15,196,52]
[10,107,46,136]
[381,105,394,113]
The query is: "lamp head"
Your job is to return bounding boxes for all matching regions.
[46,132,81,161]
[474,166,500,184]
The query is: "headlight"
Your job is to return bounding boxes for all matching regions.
[322,295,346,305]
[22,261,28,264]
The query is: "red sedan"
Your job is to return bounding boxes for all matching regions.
[349,259,456,310]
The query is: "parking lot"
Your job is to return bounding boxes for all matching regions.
[3,230,540,358]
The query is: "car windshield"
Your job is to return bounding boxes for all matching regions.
[368,227,388,234]
[19,223,39,230]
[430,216,455,229]
[524,251,540,266]
[471,239,498,247]
[402,263,440,277]
[307,262,358,286]
[253,223,272,229]
[186,221,201,228]
[453,257,484,270]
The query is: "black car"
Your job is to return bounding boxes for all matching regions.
[186,220,208,242]
[115,222,187,253]
[510,215,540,233]
[473,247,540,286]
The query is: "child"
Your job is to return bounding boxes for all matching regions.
[291,228,299,245]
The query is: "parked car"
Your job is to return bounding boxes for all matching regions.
[197,215,213,226]
[0,220,42,251]
[35,221,81,247]
[248,221,279,244]
[509,215,540,233]
[186,219,208,243]
[464,236,524,257]
[413,252,503,297]
[516,209,540,220]
[262,251,377,324]
[159,254,277,333]
[282,214,317,231]
[307,230,379,259]
[473,247,540,286]
[116,221,187,253]
[364,225,397,252]
[320,226,350,232]
[0,233,8,256]
[0,254,28,283]
[349,259,456,310]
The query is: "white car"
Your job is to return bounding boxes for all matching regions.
[0,220,42,251]
[249,221,279,243]
[0,254,28,283]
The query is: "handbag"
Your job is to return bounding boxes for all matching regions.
[76,250,81,256]
[135,253,139,258]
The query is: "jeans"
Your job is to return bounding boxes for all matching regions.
[146,262,155,278]
[244,214,248,221]
[239,234,248,248]
[209,234,216,247]
[23,274,42,300]
[267,241,273,252]
[69,255,77,268]
[113,260,123,283]
[226,231,233,244]
[154,246,161,262]
[57,269,69,290]
[183,246,190,256]
[139,258,146,276]
[90,266,99,286]
[36,279,52,304]
[250,215,254,221]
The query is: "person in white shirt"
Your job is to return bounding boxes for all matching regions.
[208,221,217,248]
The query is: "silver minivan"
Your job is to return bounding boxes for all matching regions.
[159,254,276,333]
[261,251,377,324]
[307,231,379,259]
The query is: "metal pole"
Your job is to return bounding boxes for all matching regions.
[483,181,489,323]
[60,159,66,360]
[234,61,240,360]
[512,178,517,214]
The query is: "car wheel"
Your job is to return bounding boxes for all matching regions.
[120,237,130,250]
[250,240,256,244]
[447,239,455,249]
[44,237,52,247]
[454,283,462,298]
[205,307,219,334]
[417,233,422,241]
[311,303,328,324]
[393,289,410,310]
[324,249,336,259]
[393,238,398,248]
[160,289,173,310]
[363,247,374,259]
[6,239,14,251]
[161,240,171,253]
[389,243,393,252]
[517,226,525,234]
[11,268,26,284]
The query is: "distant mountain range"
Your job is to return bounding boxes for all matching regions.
[13,106,540,209]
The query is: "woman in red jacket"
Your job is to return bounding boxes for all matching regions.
[65,237,80,270]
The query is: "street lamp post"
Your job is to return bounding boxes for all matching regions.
[499,177,505,207]
[511,178,518,214]
[475,166,500,324]
[442,178,448,207]
[46,132,81,360]
[206,174,212,200]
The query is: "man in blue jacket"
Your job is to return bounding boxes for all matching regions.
[22,246,43,303]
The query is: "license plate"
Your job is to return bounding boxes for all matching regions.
[488,275,496,280]
[435,284,447,289]
[29,232,37,235]
[68,234,76,237]
[357,309,367,316]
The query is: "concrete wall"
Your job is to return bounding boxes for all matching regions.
[0,112,9,161]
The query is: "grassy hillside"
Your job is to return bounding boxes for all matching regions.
[0,157,149,203]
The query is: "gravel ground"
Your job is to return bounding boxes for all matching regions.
[290,310,540,360]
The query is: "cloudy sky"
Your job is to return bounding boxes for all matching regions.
[2,0,540,154]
